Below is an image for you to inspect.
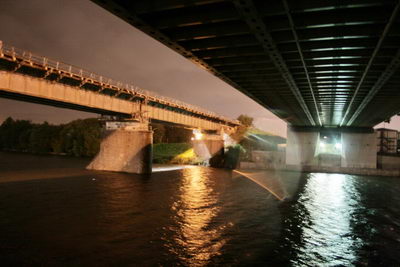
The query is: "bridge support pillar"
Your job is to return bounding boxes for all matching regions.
[341,131,377,169]
[192,131,224,167]
[87,121,152,174]
[286,129,319,167]
[286,126,376,170]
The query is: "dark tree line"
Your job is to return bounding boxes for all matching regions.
[0,118,193,157]
[0,117,101,157]
[152,122,192,143]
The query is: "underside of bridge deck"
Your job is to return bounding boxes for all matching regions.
[93,0,400,128]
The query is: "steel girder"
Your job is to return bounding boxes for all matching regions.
[92,0,400,127]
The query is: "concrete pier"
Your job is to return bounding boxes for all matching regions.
[192,133,224,167]
[286,130,319,166]
[286,126,376,170]
[341,132,376,168]
[87,122,152,174]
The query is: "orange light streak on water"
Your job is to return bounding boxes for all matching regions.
[233,170,285,201]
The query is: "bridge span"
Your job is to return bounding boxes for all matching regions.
[0,41,238,173]
[0,41,238,131]
[92,0,400,173]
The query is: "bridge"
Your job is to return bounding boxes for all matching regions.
[0,41,238,131]
[0,41,238,173]
[92,0,400,172]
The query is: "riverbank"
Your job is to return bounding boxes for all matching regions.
[240,161,400,177]
[0,152,196,183]
[1,142,198,164]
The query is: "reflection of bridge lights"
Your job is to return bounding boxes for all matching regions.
[295,173,360,264]
[169,167,224,266]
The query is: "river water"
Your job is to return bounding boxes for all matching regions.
[0,152,399,266]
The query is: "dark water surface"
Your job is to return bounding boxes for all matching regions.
[0,152,400,266]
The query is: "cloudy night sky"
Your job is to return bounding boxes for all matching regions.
[1,0,399,136]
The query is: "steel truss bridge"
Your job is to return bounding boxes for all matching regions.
[0,41,239,131]
[93,0,400,128]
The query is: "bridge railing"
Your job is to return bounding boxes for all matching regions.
[0,40,239,125]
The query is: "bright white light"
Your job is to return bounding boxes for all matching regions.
[319,141,325,148]
[153,165,195,172]
[194,132,203,140]
[335,143,342,150]
[193,129,203,140]
[323,136,327,139]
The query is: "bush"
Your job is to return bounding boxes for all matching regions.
[224,144,245,169]
[153,143,197,164]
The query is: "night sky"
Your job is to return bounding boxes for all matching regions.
[0,0,399,136]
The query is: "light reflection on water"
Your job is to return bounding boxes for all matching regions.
[167,167,227,266]
[293,173,362,266]
[1,153,400,266]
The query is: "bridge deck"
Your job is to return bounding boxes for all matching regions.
[92,0,400,127]
[0,41,239,130]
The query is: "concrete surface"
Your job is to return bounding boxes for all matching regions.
[341,132,376,169]
[286,129,319,166]
[377,154,400,170]
[87,128,153,174]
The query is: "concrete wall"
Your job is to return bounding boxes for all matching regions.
[341,132,376,169]
[286,128,377,170]
[252,150,285,169]
[286,129,319,166]
[192,139,223,160]
[87,128,153,174]
[318,154,341,167]
[377,155,400,170]
[192,134,224,167]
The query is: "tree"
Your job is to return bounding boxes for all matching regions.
[237,114,253,127]
[151,122,191,143]
[231,114,254,142]
[0,117,101,157]
[29,122,58,153]
[152,123,166,143]
[0,117,34,150]
[59,118,101,157]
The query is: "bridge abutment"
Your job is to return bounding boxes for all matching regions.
[192,132,225,167]
[87,121,153,174]
[286,126,376,170]
[341,132,377,169]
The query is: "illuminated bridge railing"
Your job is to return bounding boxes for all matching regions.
[0,40,239,126]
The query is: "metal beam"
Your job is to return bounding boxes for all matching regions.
[181,34,258,51]
[233,0,316,126]
[346,48,400,125]
[194,45,264,59]
[273,23,385,44]
[90,0,294,124]
[165,20,249,41]
[340,0,400,126]
[144,2,237,29]
[126,0,225,14]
